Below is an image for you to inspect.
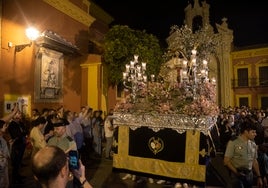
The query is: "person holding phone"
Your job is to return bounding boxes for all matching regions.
[32,145,93,188]
[69,150,80,170]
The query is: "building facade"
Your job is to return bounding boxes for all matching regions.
[0,0,113,117]
[231,46,268,109]
[165,0,268,110]
[1,0,267,119]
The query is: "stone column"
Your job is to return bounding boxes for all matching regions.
[216,18,234,107]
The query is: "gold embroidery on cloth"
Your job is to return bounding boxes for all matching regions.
[113,126,206,182]
[148,137,164,155]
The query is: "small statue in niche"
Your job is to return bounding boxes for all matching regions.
[43,60,57,88]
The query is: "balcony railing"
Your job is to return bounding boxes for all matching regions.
[232,78,268,88]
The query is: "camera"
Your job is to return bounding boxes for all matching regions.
[68,150,79,170]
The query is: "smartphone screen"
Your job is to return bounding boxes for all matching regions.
[68,150,79,170]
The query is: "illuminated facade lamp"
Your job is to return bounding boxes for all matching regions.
[15,27,40,52]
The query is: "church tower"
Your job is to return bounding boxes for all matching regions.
[184,0,212,32]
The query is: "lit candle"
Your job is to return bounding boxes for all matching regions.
[142,62,146,70]
[125,64,130,72]
[130,61,134,68]
[183,60,187,68]
[143,75,147,82]
[211,77,216,85]
[151,74,155,82]
[192,58,196,66]
[191,49,197,55]
[137,65,141,72]
[201,69,206,77]
[134,54,139,62]
[182,70,187,77]
[138,73,142,80]
[123,72,127,80]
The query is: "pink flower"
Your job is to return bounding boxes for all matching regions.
[114,77,219,117]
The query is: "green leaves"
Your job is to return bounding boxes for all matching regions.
[102,25,164,86]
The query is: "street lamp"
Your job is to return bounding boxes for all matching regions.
[15,27,40,52]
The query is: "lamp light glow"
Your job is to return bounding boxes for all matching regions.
[15,27,40,52]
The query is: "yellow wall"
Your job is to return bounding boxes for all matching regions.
[87,64,99,110]
[81,54,107,113]
[231,47,268,108]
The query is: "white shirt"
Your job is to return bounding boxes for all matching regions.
[104,117,114,137]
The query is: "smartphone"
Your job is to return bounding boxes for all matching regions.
[68,150,79,170]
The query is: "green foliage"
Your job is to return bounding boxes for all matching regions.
[102,25,164,86]
[164,25,221,61]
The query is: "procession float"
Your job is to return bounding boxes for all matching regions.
[112,25,221,186]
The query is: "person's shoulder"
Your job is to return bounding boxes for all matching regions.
[47,136,56,143]
[231,135,238,140]
[30,127,38,134]
[66,136,74,142]
[104,118,111,124]
[249,139,257,146]
[228,135,238,143]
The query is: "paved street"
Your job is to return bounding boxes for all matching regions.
[8,147,226,188]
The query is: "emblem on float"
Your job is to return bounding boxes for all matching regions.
[148,137,164,155]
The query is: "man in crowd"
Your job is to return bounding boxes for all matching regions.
[32,145,93,188]
[47,118,77,153]
[104,113,114,160]
[224,117,263,188]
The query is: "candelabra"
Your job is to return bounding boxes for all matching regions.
[180,49,216,99]
[122,55,149,102]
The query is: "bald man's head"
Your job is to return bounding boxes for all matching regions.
[32,146,67,185]
[33,146,54,167]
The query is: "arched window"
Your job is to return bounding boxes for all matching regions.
[192,16,203,33]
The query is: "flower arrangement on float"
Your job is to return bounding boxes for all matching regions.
[114,76,219,117]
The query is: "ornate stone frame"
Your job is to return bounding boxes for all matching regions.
[34,47,63,102]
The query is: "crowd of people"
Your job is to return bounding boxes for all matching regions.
[0,104,116,188]
[0,103,268,188]
[215,106,268,188]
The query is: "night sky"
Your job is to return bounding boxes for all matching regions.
[92,0,268,48]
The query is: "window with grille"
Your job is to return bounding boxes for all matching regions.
[192,16,203,33]
[259,66,268,86]
[237,68,248,86]
[239,97,248,107]
[261,97,268,110]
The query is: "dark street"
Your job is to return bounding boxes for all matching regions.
[8,147,226,188]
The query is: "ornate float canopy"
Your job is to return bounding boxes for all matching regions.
[113,113,217,134]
